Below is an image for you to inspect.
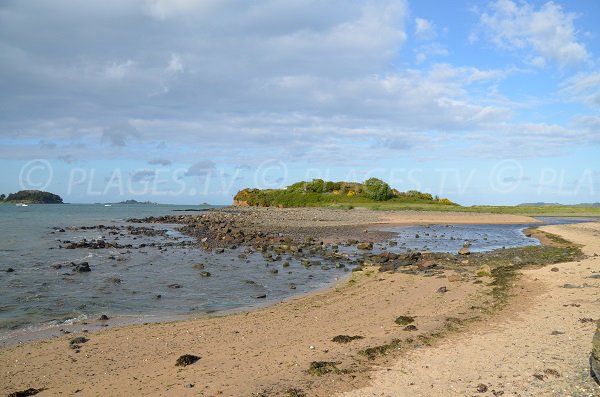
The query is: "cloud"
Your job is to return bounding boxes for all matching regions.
[166,53,183,73]
[131,169,156,183]
[148,158,172,166]
[185,160,216,177]
[414,17,436,40]
[559,72,600,108]
[477,0,588,67]
[57,154,75,163]
[101,122,140,147]
[105,60,134,79]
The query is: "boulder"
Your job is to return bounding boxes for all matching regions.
[74,262,91,273]
[592,320,600,382]
[475,264,491,277]
[458,246,470,255]
[356,242,373,250]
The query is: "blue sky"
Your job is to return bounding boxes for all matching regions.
[1,0,599,205]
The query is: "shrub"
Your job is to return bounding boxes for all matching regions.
[363,178,393,201]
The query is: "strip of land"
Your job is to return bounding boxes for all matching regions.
[1,209,597,397]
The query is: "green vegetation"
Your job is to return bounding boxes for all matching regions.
[233,179,600,216]
[234,178,456,208]
[0,190,63,204]
[307,361,345,376]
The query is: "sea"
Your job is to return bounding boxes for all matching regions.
[0,204,591,345]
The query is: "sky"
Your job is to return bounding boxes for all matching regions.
[1,0,599,205]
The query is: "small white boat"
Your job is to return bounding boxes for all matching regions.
[104,204,112,207]
[16,203,28,207]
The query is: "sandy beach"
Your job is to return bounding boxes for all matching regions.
[1,210,598,397]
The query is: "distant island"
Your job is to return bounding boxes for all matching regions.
[114,199,158,205]
[0,190,63,204]
[518,202,600,208]
[233,178,457,208]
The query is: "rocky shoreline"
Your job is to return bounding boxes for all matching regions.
[2,208,596,397]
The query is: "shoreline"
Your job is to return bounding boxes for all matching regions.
[0,208,540,348]
[1,209,594,396]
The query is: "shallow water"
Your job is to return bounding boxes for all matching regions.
[0,205,594,345]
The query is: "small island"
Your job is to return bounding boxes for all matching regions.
[233,178,457,208]
[0,190,63,204]
[114,199,158,205]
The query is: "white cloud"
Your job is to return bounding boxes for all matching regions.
[478,0,588,67]
[166,53,183,73]
[560,72,600,108]
[145,0,223,20]
[415,17,436,40]
[105,60,134,79]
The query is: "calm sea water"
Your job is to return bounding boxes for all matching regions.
[0,205,591,345]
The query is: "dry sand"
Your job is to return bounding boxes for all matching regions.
[2,213,597,397]
[341,222,600,397]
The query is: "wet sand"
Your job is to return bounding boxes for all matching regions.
[341,222,600,397]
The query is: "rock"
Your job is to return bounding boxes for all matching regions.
[7,388,45,397]
[550,330,565,335]
[288,283,296,290]
[550,267,559,272]
[476,384,488,393]
[403,325,418,331]
[6,267,15,273]
[356,242,373,250]
[270,268,278,274]
[193,263,205,270]
[98,314,109,321]
[254,294,267,299]
[168,283,182,288]
[475,264,491,277]
[458,246,470,255]
[175,354,200,367]
[592,320,600,382]
[436,286,448,294]
[395,315,415,326]
[74,262,91,273]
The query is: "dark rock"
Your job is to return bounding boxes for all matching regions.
[550,267,559,272]
[7,388,45,397]
[74,262,91,273]
[254,294,267,299]
[6,267,15,273]
[476,384,488,393]
[288,283,296,290]
[98,314,109,321]
[436,286,448,294]
[550,330,565,335]
[175,354,200,367]
[395,315,415,326]
[168,283,182,288]
[403,325,418,331]
[200,271,211,277]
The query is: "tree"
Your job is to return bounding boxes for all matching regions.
[363,178,393,201]
[0,194,5,201]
